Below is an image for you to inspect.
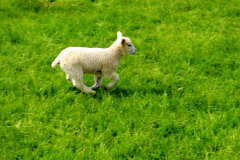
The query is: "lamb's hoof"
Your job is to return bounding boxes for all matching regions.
[89,89,96,95]
[91,86,100,89]
[87,90,96,95]
[90,91,96,95]
[104,86,110,90]
[82,90,96,95]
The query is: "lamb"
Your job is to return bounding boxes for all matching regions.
[51,31,136,95]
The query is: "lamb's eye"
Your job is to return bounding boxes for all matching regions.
[127,44,132,47]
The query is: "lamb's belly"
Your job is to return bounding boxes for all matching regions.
[84,69,102,76]
[80,61,102,74]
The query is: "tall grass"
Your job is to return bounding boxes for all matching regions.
[0,0,240,159]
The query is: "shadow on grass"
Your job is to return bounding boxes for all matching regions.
[70,86,82,94]
[110,87,165,97]
[68,84,173,100]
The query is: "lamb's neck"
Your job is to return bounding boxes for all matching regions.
[108,42,124,62]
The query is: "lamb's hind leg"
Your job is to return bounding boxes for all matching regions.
[104,72,119,90]
[91,75,102,89]
[68,68,96,95]
[72,77,96,95]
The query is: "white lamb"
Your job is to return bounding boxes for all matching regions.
[51,31,136,94]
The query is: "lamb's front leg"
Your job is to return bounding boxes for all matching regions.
[104,72,119,90]
[66,74,73,83]
[91,75,102,89]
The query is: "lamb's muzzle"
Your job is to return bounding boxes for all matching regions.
[51,31,136,95]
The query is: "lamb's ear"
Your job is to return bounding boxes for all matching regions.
[121,38,126,44]
[117,31,122,39]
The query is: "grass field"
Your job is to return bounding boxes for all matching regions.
[1,0,240,159]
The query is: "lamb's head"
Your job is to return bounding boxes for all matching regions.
[117,31,136,55]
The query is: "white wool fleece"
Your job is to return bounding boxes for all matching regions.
[52,31,136,95]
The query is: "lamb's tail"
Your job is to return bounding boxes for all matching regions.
[52,56,60,67]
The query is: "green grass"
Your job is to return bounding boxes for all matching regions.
[1,0,240,159]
